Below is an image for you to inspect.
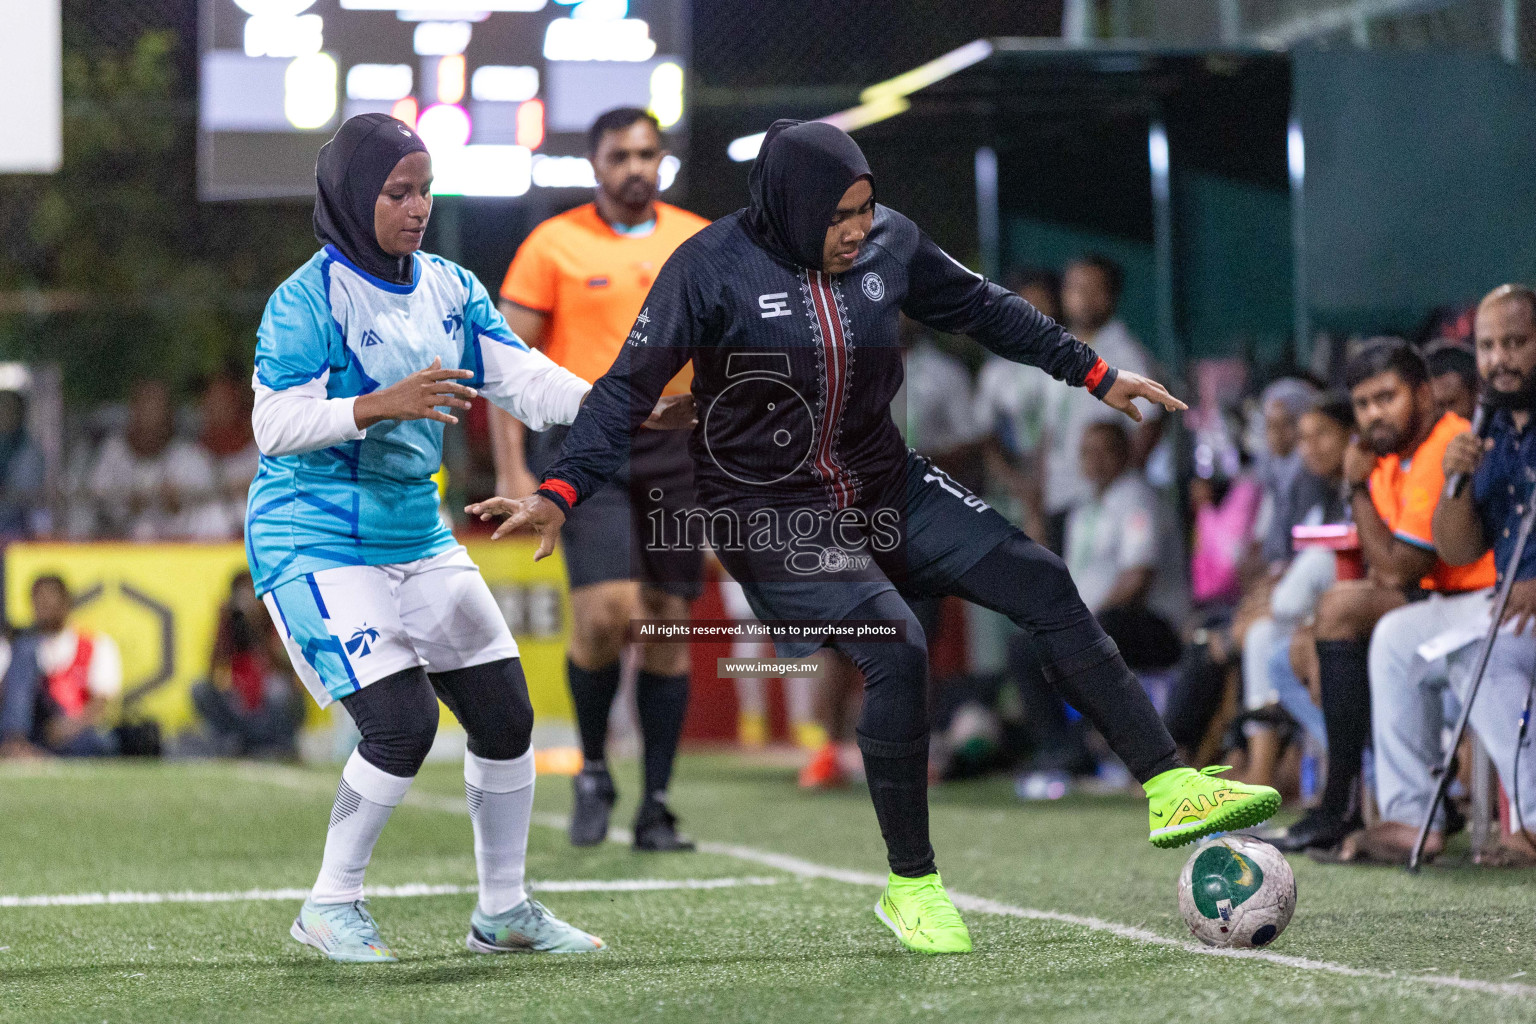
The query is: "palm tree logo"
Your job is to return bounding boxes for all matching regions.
[345,625,380,657]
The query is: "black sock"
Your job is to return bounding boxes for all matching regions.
[1315,639,1370,821]
[857,732,937,878]
[1047,639,1183,783]
[568,658,621,768]
[636,669,689,801]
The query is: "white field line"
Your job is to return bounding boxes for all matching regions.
[0,877,781,909]
[228,765,1536,1000]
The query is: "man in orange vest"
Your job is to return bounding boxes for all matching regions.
[490,108,709,850]
[1274,339,1495,855]
[0,574,123,757]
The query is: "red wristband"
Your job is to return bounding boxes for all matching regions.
[1084,357,1109,393]
[539,478,577,507]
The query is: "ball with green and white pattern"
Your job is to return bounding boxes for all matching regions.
[1178,835,1296,948]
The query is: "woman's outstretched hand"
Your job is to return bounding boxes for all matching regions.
[354,357,477,428]
[465,494,566,558]
[1102,370,1187,424]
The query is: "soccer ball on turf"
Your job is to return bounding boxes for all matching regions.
[1177,835,1296,948]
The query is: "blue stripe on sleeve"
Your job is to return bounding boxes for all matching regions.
[1393,530,1437,552]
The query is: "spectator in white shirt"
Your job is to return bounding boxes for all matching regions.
[901,334,983,464]
[976,255,1161,553]
[83,379,224,540]
[1065,421,1186,669]
[974,270,1061,542]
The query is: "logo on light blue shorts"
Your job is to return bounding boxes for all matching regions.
[345,626,380,657]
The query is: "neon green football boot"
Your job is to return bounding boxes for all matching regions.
[874,872,972,954]
[1144,765,1281,849]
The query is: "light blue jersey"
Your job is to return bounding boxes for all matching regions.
[246,246,587,595]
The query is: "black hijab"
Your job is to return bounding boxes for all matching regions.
[747,119,873,271]
[313,113,429,285]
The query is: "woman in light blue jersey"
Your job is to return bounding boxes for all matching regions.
[250,114,686,962]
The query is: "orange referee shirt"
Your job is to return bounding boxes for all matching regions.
[500,201,709,396]
[1369,410,1497,592]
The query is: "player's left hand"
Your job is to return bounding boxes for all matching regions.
[1500,578,1536,635]
[643,393,697,430]
[465,494,566,557]
[1101,371,1187,424]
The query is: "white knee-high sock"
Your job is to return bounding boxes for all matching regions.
[311,749,415,904]
[465,748,536,916]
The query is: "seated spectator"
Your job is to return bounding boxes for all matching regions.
[1065,421,1185,670]
[1276,339,1495,854]
[991,254,1162,555]
[0,575,122,757]
[1225,379,1328,705]
[1425,341,1479,420]
[1337,285,1536,865]
[1188,455,1263,609]
[1236,395,1354,786]
[197,369,259,538]
[83,379,223,540]
[901,327,984,484]
[1013,422,1185,792]
[191,571,304,758]
[1162,447,1263,761]
[1253,378,1321,570]
[974,270,1062,546]
[0,391,46,540]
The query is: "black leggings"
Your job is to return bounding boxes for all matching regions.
[835,532,1181,878]
[340,657,535,778]
[839,532,1181,784]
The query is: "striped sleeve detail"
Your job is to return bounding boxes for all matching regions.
[1393,530,1437,552]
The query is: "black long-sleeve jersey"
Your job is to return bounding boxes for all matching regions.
[538,204,1116,519]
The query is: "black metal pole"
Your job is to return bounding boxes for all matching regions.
[1408,491,1536,872]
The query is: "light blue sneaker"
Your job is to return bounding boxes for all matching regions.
[466,898,606,954]
[290,898,398,963]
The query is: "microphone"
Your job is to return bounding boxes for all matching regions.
[1445,402,1491,499]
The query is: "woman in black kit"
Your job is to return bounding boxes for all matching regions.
[470,119,1280,954]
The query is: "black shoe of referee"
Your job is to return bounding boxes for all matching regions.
[569,767,616,847]
[633,797,696,852]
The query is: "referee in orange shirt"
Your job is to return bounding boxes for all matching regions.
[491,108,709,851]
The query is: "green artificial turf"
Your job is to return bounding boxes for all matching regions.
[2,756,1536,1024]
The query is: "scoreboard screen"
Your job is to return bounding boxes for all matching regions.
[198,0,688,200]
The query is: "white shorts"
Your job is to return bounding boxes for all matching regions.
[263,544,520,708]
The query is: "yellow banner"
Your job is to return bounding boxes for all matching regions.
[4,540,573,733]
